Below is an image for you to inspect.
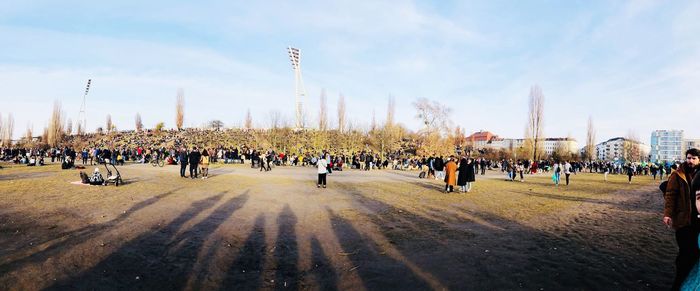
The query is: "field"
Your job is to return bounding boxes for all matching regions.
[0,162,675,290]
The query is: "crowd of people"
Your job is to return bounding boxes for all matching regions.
[2,128,700,289]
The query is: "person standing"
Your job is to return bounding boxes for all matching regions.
[663,148,700,290]
[178,147,188,178]
[444,156,457,193]
[457,157,469,192]
[435,156,445,181]
[627,163,634,184]
[200,149,210,179]
[458,157,476,192]
[317,155,328,188]
[188,146,201,179]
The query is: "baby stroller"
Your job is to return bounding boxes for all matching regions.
[103,162,123,186]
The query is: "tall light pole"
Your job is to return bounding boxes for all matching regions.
[287,47,307,129]
[78,79,91,133]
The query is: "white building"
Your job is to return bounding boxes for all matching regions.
[596,137,651,162]
[683,138,700,153]
[542,138,579,156]
[650,130,684,162]
[482,137,578,157]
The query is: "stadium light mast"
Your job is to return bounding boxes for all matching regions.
[287,46,307,129]
[78,79,91,133]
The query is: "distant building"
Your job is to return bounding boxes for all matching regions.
[474,135,578,157]
[596,137,651,162]
[542,138,579,156]
[683,138,700,153]
[487,138,525,151]
[466,130,499,149]
[650,130,684,162]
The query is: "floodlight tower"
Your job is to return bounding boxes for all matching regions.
[287,46,307,129]
[78,79,91,133]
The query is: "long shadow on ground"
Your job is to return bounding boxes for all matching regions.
[47,191,249,290]
[0,187,183,274]
[333,180,675,290]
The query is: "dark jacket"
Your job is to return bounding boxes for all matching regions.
[178,151,188,165]
[188,150,201,165]
[664,163,700,230]
[458,159,476,185]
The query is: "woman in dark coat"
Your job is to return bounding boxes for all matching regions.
[458,157,476,192]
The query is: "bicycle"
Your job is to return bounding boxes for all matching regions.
[151,155,164,167]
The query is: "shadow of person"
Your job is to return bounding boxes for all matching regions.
[310,236,338,291]
[1,187,183,273]
[273,204,299,290]
[45,192,241,290]
[326,208,431,290]
[219,214,266,290]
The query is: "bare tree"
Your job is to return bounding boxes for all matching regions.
[624,130,641,162]
[135,113,143,132]
[412,98,451,134]
[25,124,33,142]
[3,113,14,146]
[76,122,84,135]
[525,85,545,161]
[386,95,395,128]
[585,116,596,162]
[176,88,185,130]
[244,108,253,130]
[41,127,49,145]
[337,93,346,132]
[155,122,165,132]
[106,114,113,133]
[269,110,282,129]
[371,109,377,132]
[209,120,224,131]
[65,118,73,136]
[0,113,4,146]
[48,101,65,147]
[319,89,328,131]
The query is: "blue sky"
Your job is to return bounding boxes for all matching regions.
[1,1,699,145]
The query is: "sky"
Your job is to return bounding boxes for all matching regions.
[1,0,699,145]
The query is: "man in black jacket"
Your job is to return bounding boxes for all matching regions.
[178,147,188,178]
[188,146,201,179]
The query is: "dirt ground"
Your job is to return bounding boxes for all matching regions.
[0,162,676,290]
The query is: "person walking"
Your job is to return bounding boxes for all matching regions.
[517,160,525,182]
[178,147,188,178]
[200,149,210,179]
[552,161,561,186]
[317,155,328,188]
[188,146,201,179]
[444,156,458,193]
[663,148,700,290]
[564,160,572,186]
